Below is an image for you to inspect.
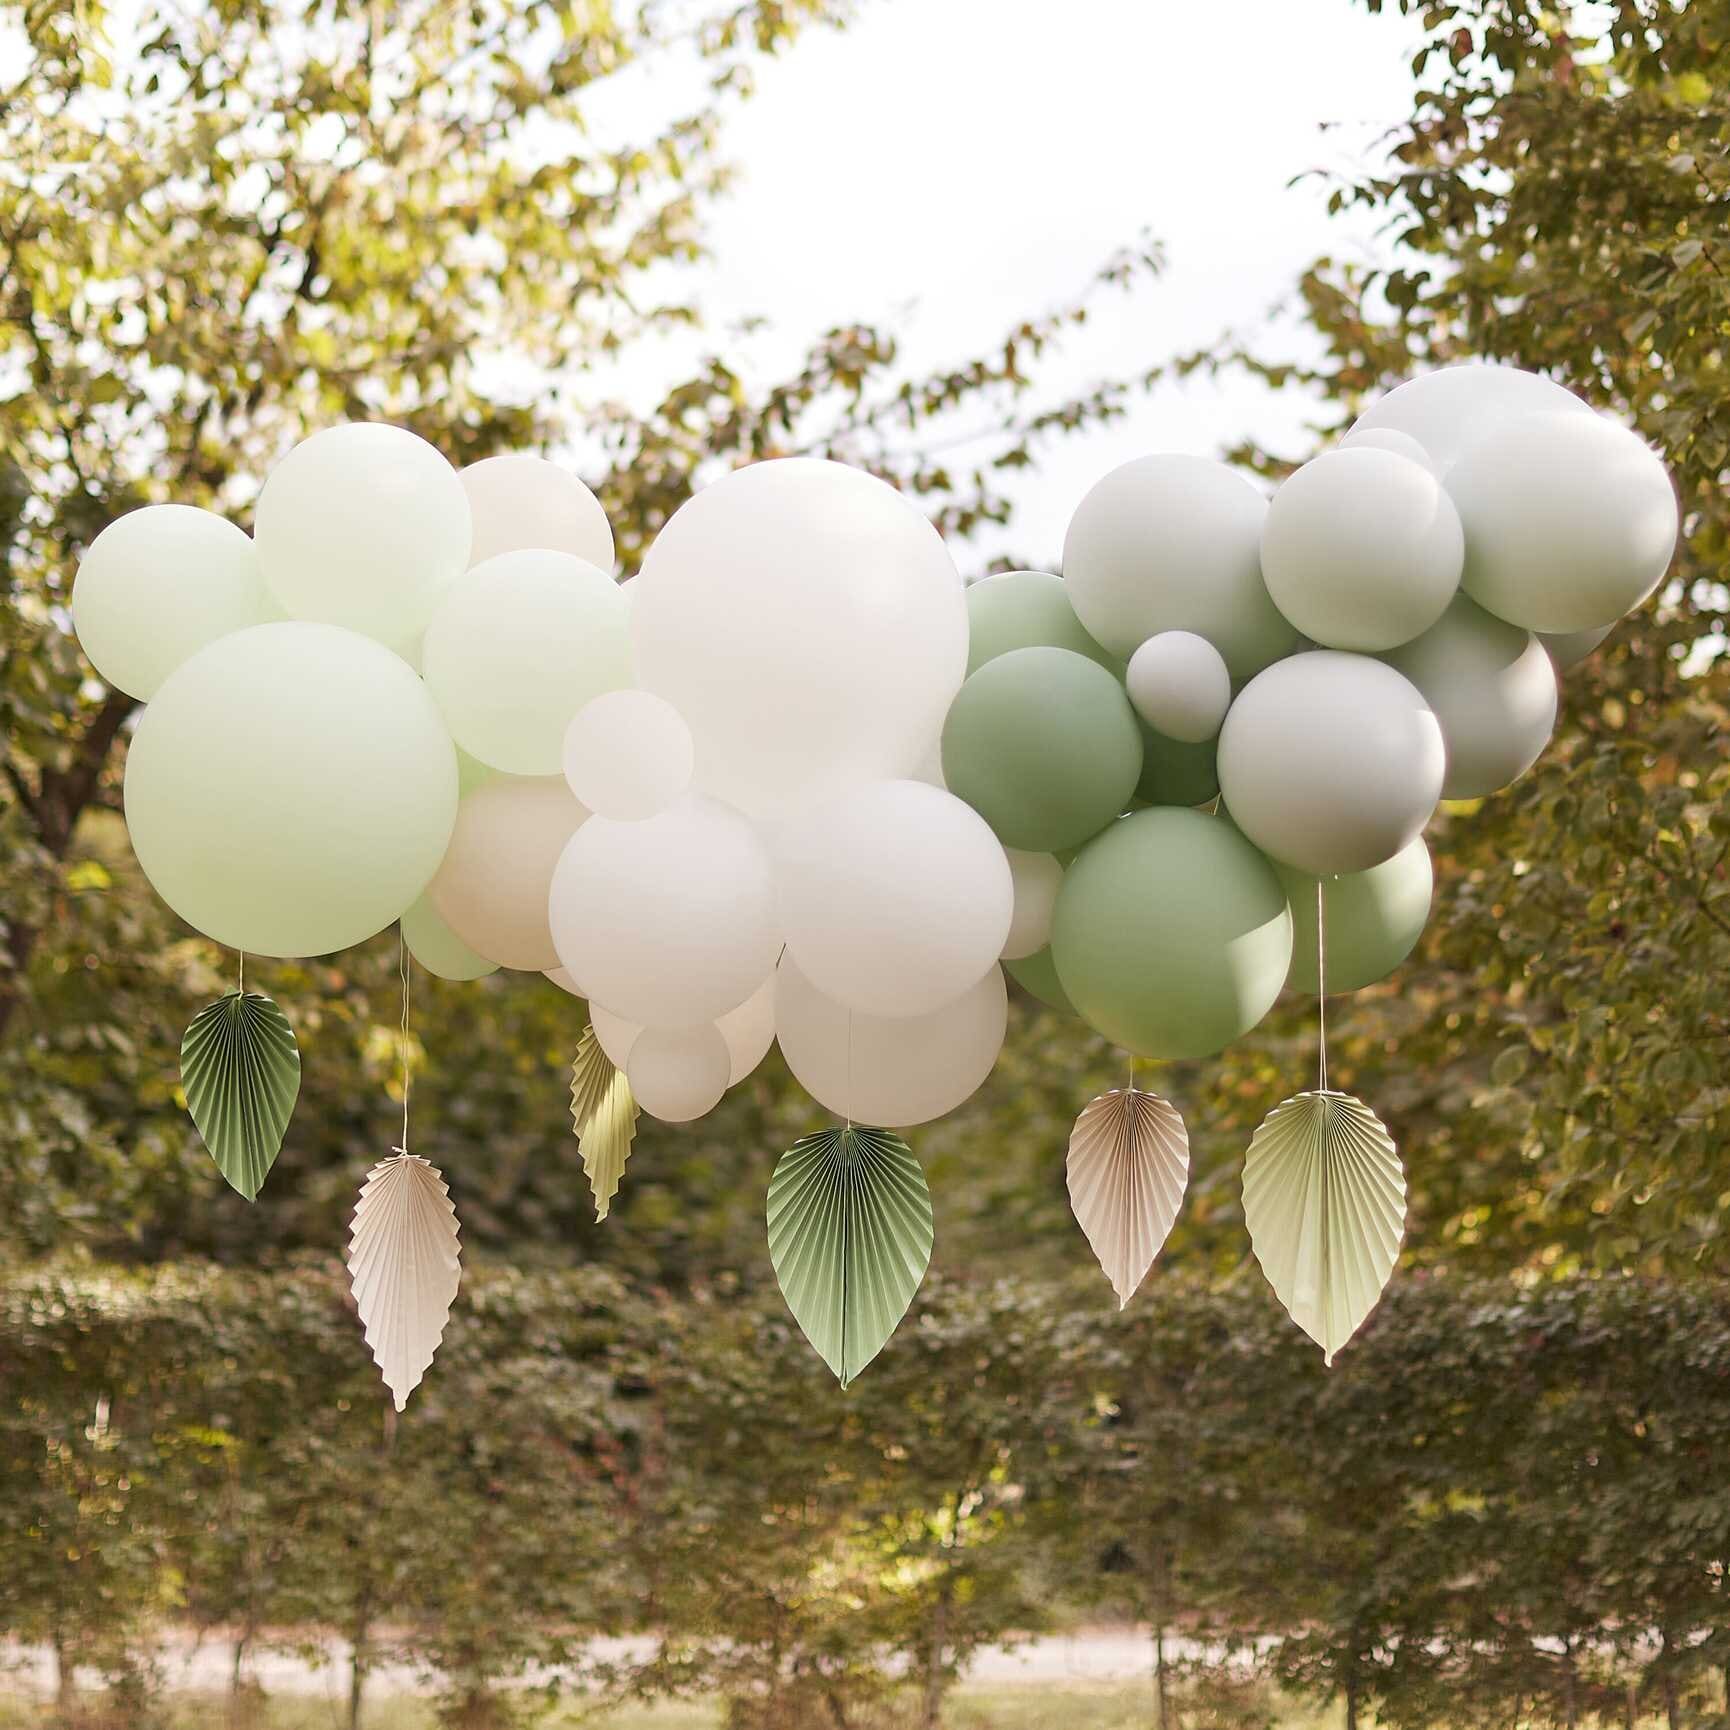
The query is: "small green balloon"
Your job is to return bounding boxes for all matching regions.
[400,894,499,982]
[1004,946,1077,1015]
[1279,836,1433,995]
[942,646,1143,851]
[1136,718,1220,807]
[965,570,1119,676]
[1052,807,1291,1059]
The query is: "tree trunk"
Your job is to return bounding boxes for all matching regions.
[348,1595,372,1730]
[1345,1675,1360,1730]
[920,1572,952,1730]
[51,1627,74,1713]
[1153,1621,1171,1730]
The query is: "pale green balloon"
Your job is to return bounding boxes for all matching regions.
[1136,718,1220,807]
[941,646,1143,851]
[1004,945,1077,1016]
[401,894,498,982]
[1051,807,1291,1059]
[965,570,1118,675]
[1278,837,1433,995]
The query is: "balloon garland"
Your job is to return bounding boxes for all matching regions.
[69,367,1679,1402]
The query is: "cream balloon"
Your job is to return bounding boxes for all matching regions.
[1124,630,1233,743]
[255,424,471,643]
[427,776,586,971]
[544,966,587,998]
[400,894,498,982]
[72,506,273,700]
[628,1024,730,1123]
[123,622,457,957]
[1338,426,1437,476]
[716,977,776,1085]
[459,454,614,570]
[1347,363,1592,473]
[562,689,694,821]
[773,956,1006,1128]
[590,1003,641,1069]
[629,459,968,818]
[1002,849,1063,961]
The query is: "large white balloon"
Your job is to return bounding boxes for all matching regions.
[549,794,779,1027]
[774,956,1007,1128]
[427,776,586,970]
[629,459,968,818]
[1217,651,1445,876]
[123,623,457,956]
[72,506,273,701]
[1124,630,1232,743]
[459,454,614,570]
[1448,411,1679,633]
[400,894,498,982]
[1061,455,1300,679]
[563,689,694,821]
[1384,594,1558,800]
[776,780,1012,1018]
[1002,849,1064,961]
[254,424,471,643]
[1261,448,1463,651]
[628,1024,730,1123]
[422,550,632,776]
[1347,363,1592,473]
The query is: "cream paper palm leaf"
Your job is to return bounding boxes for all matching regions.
[1066,1087,1190,1308]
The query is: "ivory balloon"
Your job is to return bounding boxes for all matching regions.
[544,966,587,997]
[1347,363,1591,473]
[1278,837,1433,995]
[965,570,1117,674]
[590,1003,641,1069]
[1540,623,1614,670]
[774,956,1007,1128]
[459,454,614,570]
[400,894,498,982]
[254,424,471,643]
[1338,426,1437,475]
[1124,631,1232,743]
[1002,849,1063,960]
[123,623,457,957]
[628,1024,730,1124]
[72,505,272,700]
[562,689,694,821]
[716,976,776,1085]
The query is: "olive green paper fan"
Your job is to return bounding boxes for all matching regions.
[1242,1089,1406,1366]
[766,1126,933,1388]
[570,1026,639,1222]
[179,990,301,1200]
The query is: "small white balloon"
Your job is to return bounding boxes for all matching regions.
[1539,623,1615,670]
[590,1003,641,1069]
[1002,850,1064,961]
[562,690,695,821]
[1347,363,1592,473]
[1124,630,1233,743]
[628,1024,730,1124]
[1217,651,1445,876]
[459,454,614,570]
[1338,426,1438,476]
[1448,411,1679,634]
[716,976,776,1085]
[255,423,471,644]
[775,780,1013,1018]
[774,956,1007,1128]
[401,894,498,982]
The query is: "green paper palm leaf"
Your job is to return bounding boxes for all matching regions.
[570,1027,639,1222]
[180,990,301,1201]
[766,1125,933,1387]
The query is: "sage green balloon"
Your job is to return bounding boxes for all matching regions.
[1278,836,1433,995]
[400,894,498,982]
[1136,718,1220,807]
[1004,945,1077,1016]
[965,570,1118,675]
[1051,807,1291,1059]
[941,646,1143,851]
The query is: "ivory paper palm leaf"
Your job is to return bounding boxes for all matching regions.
[179,990,301,1200]
[1066,1087,1190,1308]
[570,1026,639,1222]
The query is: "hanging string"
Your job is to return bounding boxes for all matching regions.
[237,950,246,996]
[1316,879,1329,1095]
[1126,1053,1136,1095]
[395,933,413,1157]
[844,1009,853,1132]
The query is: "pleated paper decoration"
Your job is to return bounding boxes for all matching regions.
[570,1025,639,1222]
[347,1153,463,1411]
[766,1126,933,1387]
[1066,1087,1190,1308]
[179,990,301,1200]
[1241,1090,1406,1365]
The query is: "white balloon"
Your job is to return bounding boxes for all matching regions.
[459,454,614,570]
[628,1024,730,1123]
[1002,850,1063,961]
[1384,594,1558,800]
[1261,448,1464,652]
[427,776,586,970]
[629,459,967,818]
[1061,455,1300,679]
[400,894,498,982]
[1217,651,1445,876]
[563,689,694,821]
[549,794,779,1027]
[590,1003,641,1068]
[775,780,1012,1018]
[1347,363,1592,473]
[1124,630,1233,743]
[422,550,632,776]
[544,966,587,998]
[1448,411,1679,633]
[123,623,457,957]
[774,956,1006,1128]
[716,977,776,1085]
[1338,426,1438,476]
[72,506,273,700]
[1539,623,1614,670]
[255,424,471,644]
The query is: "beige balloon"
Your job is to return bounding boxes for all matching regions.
[459,454,615,570]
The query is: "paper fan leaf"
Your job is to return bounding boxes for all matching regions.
[570,1027,639,1222]
[766,1126,933,1388]
[179,990,301,1201]
[347,1153,463,1411]
[1242,1089,1406,1365]
[1066,1087,1190,1308]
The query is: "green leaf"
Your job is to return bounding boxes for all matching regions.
[179,991,301,1201]
[570,1027,638,1222]
[766,1126,933,1387]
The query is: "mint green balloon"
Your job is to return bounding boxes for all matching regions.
[1278,836,1432,995]
[965,571,1118,675]
[1136,719,1220,807]
[401,893,498,982]
[1004,946,1076,1015]
[1052,807,1291,1059]
[942,646,1142,851]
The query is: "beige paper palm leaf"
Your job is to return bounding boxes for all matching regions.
[1066,1087,1190,1308]
[570,1026,639,1222]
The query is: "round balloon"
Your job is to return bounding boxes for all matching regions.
[459,454,614,570]
[1448,410,1678,633]
[1125,630,1232,743]
[964,570,1117,674]
[628,1024,730,1124]
[1338,426,1437,475]
[1383,594,1558,799]
[590,1003,640,1069]
[630,459,967,818]
[716,977,776,1085]
[545,966,587,998]
[1347,363,1592,473]
[941,646,1143,851]
[1062,455,1300,679]
[1136,722,1219,808]
[1002,849,1063,960]
[423,550,632,776]
[427,775,586,971]
[400,893,498,982]
[1278,837,1433,995]
[1539,623,1614,670]
[1216,651,1444,875]
[774,956,1007,1128]
[563,689,694,821]
[255,424,471,643]
[1051,808,1291,1059]
[123,622,457,956]
[72,505,273,701]
[1003,946,1077,1016]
